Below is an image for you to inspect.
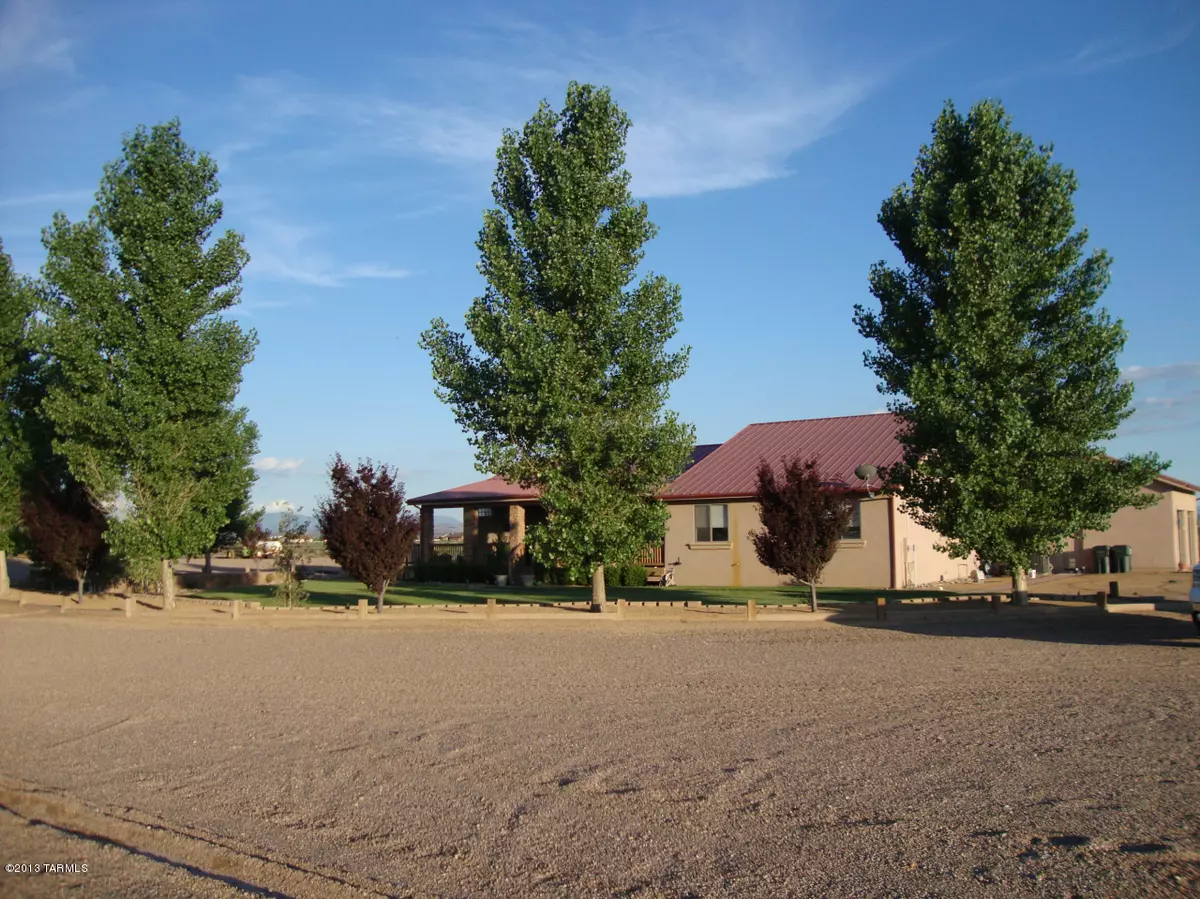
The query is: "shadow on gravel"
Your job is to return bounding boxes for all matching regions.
[826,606,1200,647]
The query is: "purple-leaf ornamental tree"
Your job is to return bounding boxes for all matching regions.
[21,473,111,604]
[316,455,419,613]
[750,457,855,612]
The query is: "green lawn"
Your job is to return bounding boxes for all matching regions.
[186,577,971,608]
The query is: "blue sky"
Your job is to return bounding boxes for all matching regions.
[2,0,1197,523]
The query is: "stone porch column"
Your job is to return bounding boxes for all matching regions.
[507,504,526,575]
[463,507,479,563]
[419,506,434,562]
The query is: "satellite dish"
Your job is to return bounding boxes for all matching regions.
[854,464,877,482]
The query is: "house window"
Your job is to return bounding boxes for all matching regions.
[695,504,729,542]
[478,507,493,518]
[842,501,861,540]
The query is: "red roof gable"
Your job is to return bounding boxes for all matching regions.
[410,444,730,507]
[662,413,904,500]
[408,475,539,507]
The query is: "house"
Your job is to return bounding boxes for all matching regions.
[657,414,970,588]
[1064,473,1199,573]
[408,413,1199,586]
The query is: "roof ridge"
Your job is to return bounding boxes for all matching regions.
[742,412,895,427]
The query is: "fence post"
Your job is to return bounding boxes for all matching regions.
[875,596,887,621]
[357,598,368,619]
[617,598,627,620]
[231,599,240,620]
[1108,580,1119,600]
[125,595,133,618]
[61,594,68,614]
[990,594,1001,614]
[747,599,758,621]
[486,597,496,620]
[1096,590,1108,612]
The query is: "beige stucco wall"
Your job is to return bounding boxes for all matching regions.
[1078,484,1197,571]
[664,497,896,589]
[889,499,978,587]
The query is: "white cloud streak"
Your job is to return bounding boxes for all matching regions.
[0,189,93,208]
[244,218,410,287]
[1123,361,1200,384]
[262,499,295,513]
[221,10,875,199]
[255,457,304,474]
[0,0,72,79]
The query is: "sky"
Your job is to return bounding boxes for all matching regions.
[2,0,1197,525]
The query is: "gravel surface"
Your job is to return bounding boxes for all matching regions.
[1,608,1197,898]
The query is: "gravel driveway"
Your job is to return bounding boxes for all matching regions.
[1,608,1197,898]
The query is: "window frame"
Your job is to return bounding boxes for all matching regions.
[694,503,730,543]
[841,499,862,540]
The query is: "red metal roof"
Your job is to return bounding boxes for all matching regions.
[1154,472,1200,493]
[662,413,904,500]
[410,443,730,507]
[408,475,539,507]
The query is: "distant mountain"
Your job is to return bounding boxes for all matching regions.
[258,511,462,538]
[259,511,319,537]
[433,516,462,537]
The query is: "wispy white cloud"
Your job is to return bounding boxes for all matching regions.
[344,263,410,280]
[988,14,1198,87]
[262,499,296,513]
[1123,361,1200,384]
[220,9,876,199]
[1120,361,1200,436]
[1065,17,1197,73]
[0,0,72,79]
[0,189,93,208]
[255,457,304,474]
[244,217,410,287]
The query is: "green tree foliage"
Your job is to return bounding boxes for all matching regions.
[204,464,260,573]
[271,509,312,608]
[38,120,259,609]
[0,240,39,596]
[315,455,419,612]
[853,100,1163,602]
[750,458,855,611]
[420,83,694,611]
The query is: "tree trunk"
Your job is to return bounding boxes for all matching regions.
[1011,565,1029,606]
[0,549,8,598]
[76,575,85,605]
[376,581,389,614]
[590,564,606,613]
[203,551,212,574]
[161,558,175,610]
[805,580,818,612]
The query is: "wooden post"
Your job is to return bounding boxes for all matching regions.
[747,599,758,621]
[125,595,133,618]
[875,596,887,620]
[1096,590,1108,612]
[990,594,1001,614]
[357,598,368,619]
[231,599,240,619]
[1108,580,1119,600]
[61,594,69,614]
[617,598,627,620]
[486,597,496,619]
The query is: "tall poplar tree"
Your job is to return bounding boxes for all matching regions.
[421,83,694,611]
[853,100,1162,603]
[0,240,38,597]
[40,120,259,609]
